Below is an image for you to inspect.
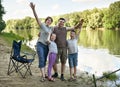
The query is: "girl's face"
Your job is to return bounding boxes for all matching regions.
[50,34,56,41]
[45,18,52,26]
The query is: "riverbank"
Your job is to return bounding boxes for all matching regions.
[0,37,107,87]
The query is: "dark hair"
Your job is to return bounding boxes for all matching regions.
[51,33,56,36]
[71,30,76,33]
[58,18,66,22]
[45,16,53,23]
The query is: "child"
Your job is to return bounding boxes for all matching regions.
[47,33,58,82]
[67,19,84,81]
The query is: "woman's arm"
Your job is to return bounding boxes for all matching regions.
[30,2,41,26]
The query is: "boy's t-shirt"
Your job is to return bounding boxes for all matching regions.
[67,37,78,54]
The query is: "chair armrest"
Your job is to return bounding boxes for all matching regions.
[21,52,36,59]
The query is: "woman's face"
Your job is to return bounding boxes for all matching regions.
[45,18,52,26]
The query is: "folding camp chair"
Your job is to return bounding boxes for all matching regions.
[7,40,36,78]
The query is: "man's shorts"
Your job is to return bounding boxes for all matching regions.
[55,48,67,64]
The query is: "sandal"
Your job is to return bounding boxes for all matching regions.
[48,77,55,82]
[40,77,46,82]
[68,77,74,82]
[73,74,77,81]
[45,74,48,78]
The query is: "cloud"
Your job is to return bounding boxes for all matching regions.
[16,0,29,5]
[12,9,32,19]
[52,4,60,10]
[72,0,98,2]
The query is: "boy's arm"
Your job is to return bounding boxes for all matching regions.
[66,19,84,31]
[30,2,42,26]
[76,19,84,37]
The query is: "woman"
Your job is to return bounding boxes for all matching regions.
[30,2,53,82]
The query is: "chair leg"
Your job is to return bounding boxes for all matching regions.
[93,74,97,87]
[8,59,18,75]
[8,59,34,78]
[24,63,33,76]
[7,59,12,75]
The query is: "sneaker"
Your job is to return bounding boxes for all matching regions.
[60,76,66,81]
[52,73,58,78]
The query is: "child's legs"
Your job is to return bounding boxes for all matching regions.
[73,53,78,77]
[48,53,57,78]
[68,54,74,78]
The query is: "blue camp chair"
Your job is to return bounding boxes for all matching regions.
[7,40,36,78]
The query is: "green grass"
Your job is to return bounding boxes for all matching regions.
[0,32,35,52]
[103,71,119,81]
[0,32,24,45]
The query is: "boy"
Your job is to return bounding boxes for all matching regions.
[67,19,84,81]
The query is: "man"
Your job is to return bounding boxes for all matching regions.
[52,18,83,81]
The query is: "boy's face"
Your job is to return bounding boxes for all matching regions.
[70,31,76,38]
[50,34,56,41]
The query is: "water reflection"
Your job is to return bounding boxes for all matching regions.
[79,30,120,55]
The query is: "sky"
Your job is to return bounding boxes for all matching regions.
[2,0,119,21]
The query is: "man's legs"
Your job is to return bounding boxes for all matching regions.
[60,48,67,81]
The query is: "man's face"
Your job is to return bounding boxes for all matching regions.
[58,20,65,27]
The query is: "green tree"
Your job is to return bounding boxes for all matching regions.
[103,1,120,29]
[0,0,6,33]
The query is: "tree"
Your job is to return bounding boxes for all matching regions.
[0,0,6,33]
[103,1,120,29]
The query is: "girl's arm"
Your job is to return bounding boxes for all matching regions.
[46,32,51,44]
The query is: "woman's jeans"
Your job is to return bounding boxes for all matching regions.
[37,42,48,68]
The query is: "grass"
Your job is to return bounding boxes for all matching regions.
[0,32,35,52]
[103,71,119,81]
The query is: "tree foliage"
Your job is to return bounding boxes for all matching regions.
[0,0,6,33]
[103,1,120,29]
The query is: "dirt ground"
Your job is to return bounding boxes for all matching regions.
[0,37,106,87]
